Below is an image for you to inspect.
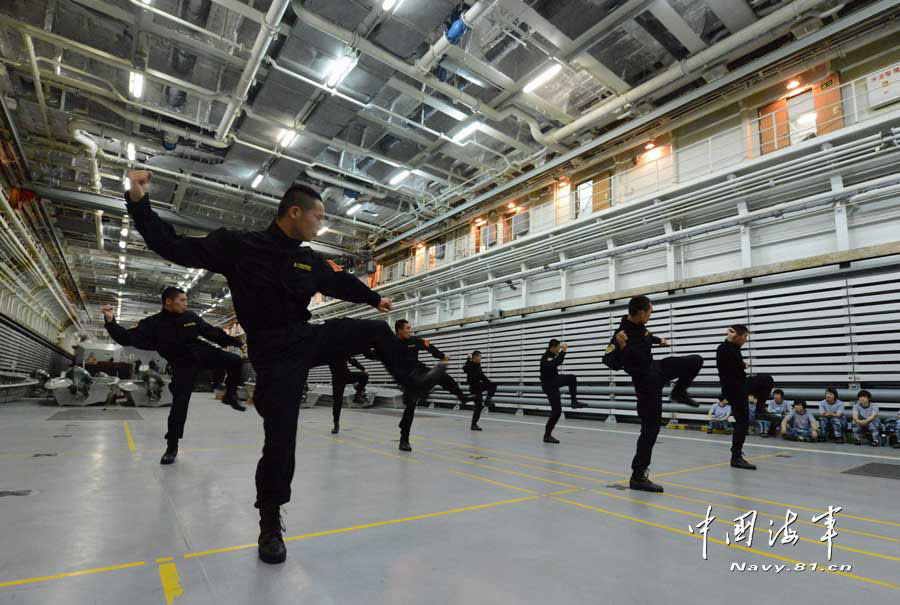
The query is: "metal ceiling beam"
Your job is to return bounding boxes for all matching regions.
[704,0,759,34]
[647,0,708,54]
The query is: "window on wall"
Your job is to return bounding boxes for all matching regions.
[576,181,593,218]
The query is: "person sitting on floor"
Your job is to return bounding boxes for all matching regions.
[817,387,846,443]
[781,400,818,442]
[708,396,733,434]
[891,408,900,449]
[759,389,791,438]
[851,390,881,447]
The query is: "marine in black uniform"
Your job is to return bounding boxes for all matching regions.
[463,350,496,431]
[716,324,774,470]
[123,171,402,565]
[539,339,583,444]
[102,287,245,465]
[384,319,470,450]
[608,296,703,493]
[329,356,368,434]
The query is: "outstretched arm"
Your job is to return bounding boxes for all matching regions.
[196,315,242,349]
[125,171,237,276]
[102,305,156,350]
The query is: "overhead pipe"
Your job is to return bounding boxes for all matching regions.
[544,0,835,144]
[94,210,104,252]
[88,97,230,149]
[415,1,494,73]
[215,0,291,139]
[21,34,52,139]
[373,0,900,250]
[304,169,388,199]
[68,122,102,192]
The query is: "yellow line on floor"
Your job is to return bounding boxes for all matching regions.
[183,495,539,559]
[158,560,184,605]
[310,431,419,462]
[648,454,781,478]
[585,488,900,562]
[550,496,900,591]
[0,561,146,588]
[447,470,540,495]
[351,423,900,531]
[656,479,900,528]
[123,421,136,453]
[657,490,900,544]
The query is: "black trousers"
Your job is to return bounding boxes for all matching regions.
[248,318,396,509]
[398,364,448,437]
[722,373,774,459]
[470,379,497,425]
[630,355,704,474]
[165,343,243,442]
[436,370,467,403]
[329,363,368,424]
[542,374,577,436]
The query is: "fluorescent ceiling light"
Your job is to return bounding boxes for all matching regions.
[346,203,362,215]
[123,177,131,191]
[117,277,125,284]
[326,54,358,88]
[317,226,329,236]
[452,122,480,142]
[523,63,562,94]
[118,255,126,262]
[128,72,144,99]
[120,227,129,237]
[279,129,298,147]
[389,169,410,186]
[118,240,127,249]
[797,112,817,126]
[382,0,402,10]
[118,262,125,270]
[126,142,136,161]
[251,173,264,189]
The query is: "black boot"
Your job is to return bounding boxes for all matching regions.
[160,441,178,465]
[629,469,664,493]
[399,432,412,452]
[258,506,287,564]
[222,392,246,412]
[543,433,560,444]
[570,398,586,409]
[670,388,699,407]
[471,424,482,431]
[331,422,339,434]
[730,456,757,470]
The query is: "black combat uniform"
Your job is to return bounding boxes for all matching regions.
[463,357,496,430]
[105,309,244,448]
[329,356,368,432]
[716,339,774,468]
[125,191,402,564]
[539,348,579,442]
[612,315,703,488]
[383,335,465,449]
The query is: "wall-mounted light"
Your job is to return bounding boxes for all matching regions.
[120,227,129,238]
[786,80,800,90]
[118,241,127,249]
[644,142,656,150]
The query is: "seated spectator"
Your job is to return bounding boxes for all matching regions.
[781,400,818,442]
[85,352,97,365]
[760,389,791,438]
[817,387,846,443]
[708,396,733,434]
[892,409,900,449]
[851,390,880,447]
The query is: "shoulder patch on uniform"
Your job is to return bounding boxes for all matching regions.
[326,259,343,272]
[605,344,615,354]
[183,322,197,327]
[546,356,553,361]
[293,262,311,271]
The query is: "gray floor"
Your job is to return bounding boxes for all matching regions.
[1,395,898,604]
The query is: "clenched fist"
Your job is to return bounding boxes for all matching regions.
[100,304,115,322]
[127,170,152,201]
[376,298,393,313]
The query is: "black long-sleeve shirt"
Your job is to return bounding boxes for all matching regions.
[463,358,488,386]
[539,349,566,383]
[386,336,444,380]
[105,309,241,363]
[716,340,746,387]
[125,192,381,335]
[616,315,662,377]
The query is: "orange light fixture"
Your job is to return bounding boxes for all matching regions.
[786,80,800,90]
[644,142,655,150]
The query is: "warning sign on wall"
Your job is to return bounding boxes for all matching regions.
[866,62,900,109]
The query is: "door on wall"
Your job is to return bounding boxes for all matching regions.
[592,172,611,212]
[758,98,789,154]
[813,72,843,135]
